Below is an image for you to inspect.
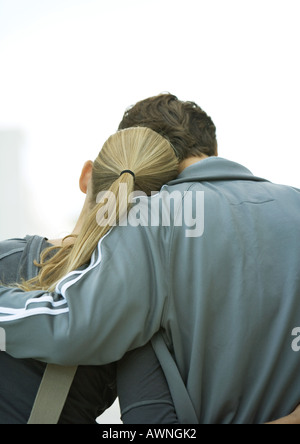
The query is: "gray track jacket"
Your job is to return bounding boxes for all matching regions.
[1,157,300,423]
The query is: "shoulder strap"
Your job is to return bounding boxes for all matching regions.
[151,331,199,424]
[15,237,77,424]
[27,364,78,424]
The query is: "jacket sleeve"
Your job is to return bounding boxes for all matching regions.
[0,224,168,366]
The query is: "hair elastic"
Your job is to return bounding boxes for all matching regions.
[120,170,135,180]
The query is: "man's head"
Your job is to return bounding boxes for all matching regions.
[118,93,218,162]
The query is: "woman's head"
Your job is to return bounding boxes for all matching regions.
[20,127,179,292]
[90,126,179,203]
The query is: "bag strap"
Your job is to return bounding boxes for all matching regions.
[27,364,78,424]
[151,331,199,424]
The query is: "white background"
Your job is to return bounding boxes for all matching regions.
[0,0,299,422]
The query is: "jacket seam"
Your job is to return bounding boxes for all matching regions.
[162,183,197,337]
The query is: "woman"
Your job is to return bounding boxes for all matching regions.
[0,126,180,424]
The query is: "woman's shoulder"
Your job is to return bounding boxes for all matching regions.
[0,236,48,256]
[0,237,28,258]
[0,237,29,284]
[0,235,49,283]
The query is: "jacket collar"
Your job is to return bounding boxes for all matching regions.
[168,156,269,186]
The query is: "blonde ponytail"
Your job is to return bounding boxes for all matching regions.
[19,127,179,292]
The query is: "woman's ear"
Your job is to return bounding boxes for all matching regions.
[79,161,93,194]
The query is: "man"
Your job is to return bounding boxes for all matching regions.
[1,93,300,423]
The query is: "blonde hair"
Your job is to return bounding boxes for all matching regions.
[19,127,179,292]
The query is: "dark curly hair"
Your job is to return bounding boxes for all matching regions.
[118,93,217,161]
